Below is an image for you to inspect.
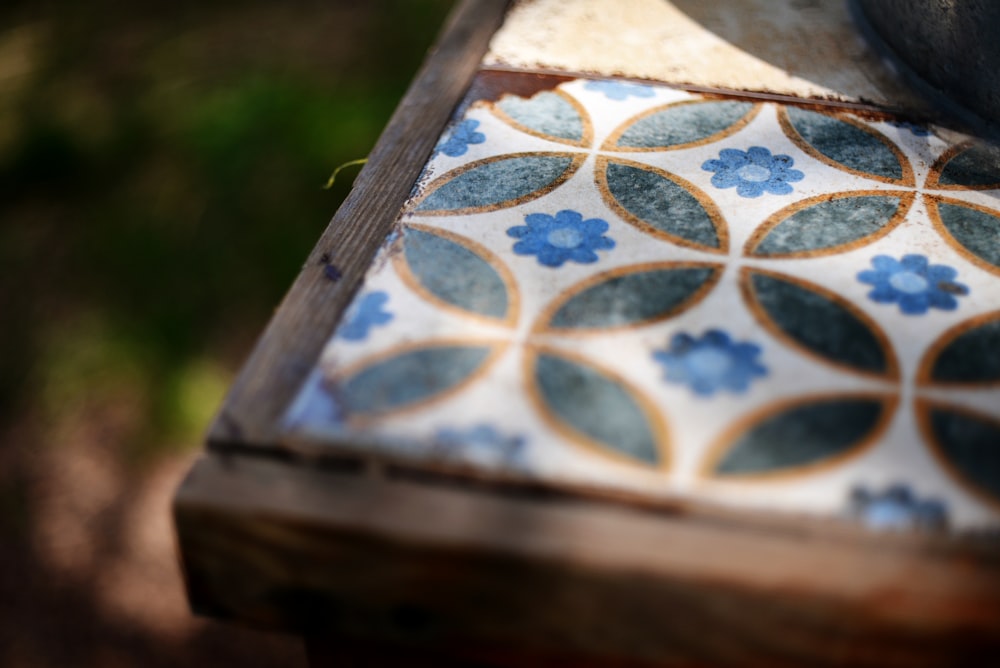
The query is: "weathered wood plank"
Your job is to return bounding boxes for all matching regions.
[207,0,512,450]
[175,453,1000,666]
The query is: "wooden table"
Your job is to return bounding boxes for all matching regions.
[175,1,1000,664]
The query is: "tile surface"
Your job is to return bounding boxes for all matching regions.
[285,75,1000,531]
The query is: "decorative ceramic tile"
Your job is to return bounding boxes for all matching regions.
[285,74,1000,531]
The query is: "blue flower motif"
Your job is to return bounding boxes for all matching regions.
[848,484,948,531]
[857,254,969,315]
[701,146,804,198]
[584,80,655,101]
[435,119,486,157]
[653,329,767,397]
[433,424,526,467]
[507,209,615,268]
[890,120,930,137]
[337,291,393,341]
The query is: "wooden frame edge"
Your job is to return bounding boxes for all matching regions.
[206,0,513,449]
[175,453,1000,664]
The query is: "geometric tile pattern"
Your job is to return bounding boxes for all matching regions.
[285,75,1000,531]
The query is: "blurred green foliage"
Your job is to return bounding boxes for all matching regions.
[0,0,453,461]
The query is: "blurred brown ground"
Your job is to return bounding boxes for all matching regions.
[0,0,451,665]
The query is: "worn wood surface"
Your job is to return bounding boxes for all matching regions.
[206,0,512,451]
[175,453,1000,666]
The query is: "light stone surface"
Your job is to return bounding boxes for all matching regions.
[485,0,930,112]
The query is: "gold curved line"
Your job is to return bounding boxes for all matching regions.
[925,141,1000,191]
[925,194,1000,278]
[522,343,671,472]
[409,152,587,217]
[777,107,915,187]
[916,310,1000,388]
[739,266,901,382]
[743,190,915,259]
[915,397,1000,514]
[601,100,762,153]
[926,142,970,190]
[700,391,899,482]
[531,261,724,337]
[395,224,521,328]
[329,338,510,426]
[595,155,730,254]
[485,89,594,149]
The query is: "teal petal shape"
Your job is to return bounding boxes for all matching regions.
[341,344,493,415]
[935,145,1000,188]
[612,101,754,149]
[749,193,909,257]
[747,270,894,377]
[926,315,1000,384]
[933,199,1000,272]
[403,227,510,320]
[602,159,725,250]
[496,91,586,143]
[415,154,579,214]
[925,405,1000,505]
[546,264,719,331]
[784,107,907,182]
[535,352,662,466]
[714,396,888,476]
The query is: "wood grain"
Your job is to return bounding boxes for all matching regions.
[207,0,512,450]
[175,453,1000,666]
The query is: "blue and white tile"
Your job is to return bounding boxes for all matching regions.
[286,75,1000,531]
